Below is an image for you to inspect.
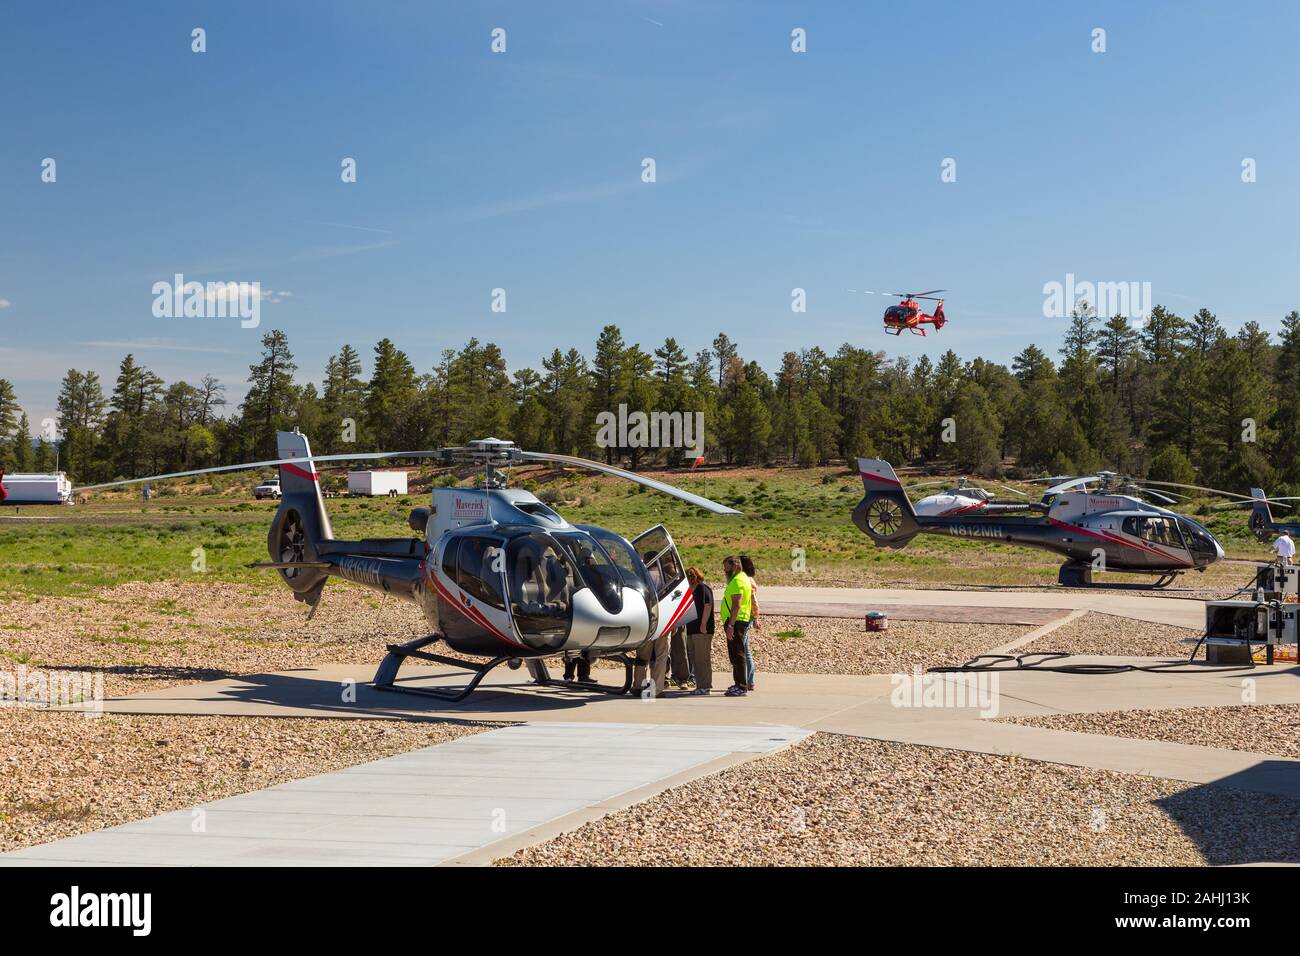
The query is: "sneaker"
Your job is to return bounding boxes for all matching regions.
[692,687,710,696]
[747,684,755,692]
[725,686,747,697]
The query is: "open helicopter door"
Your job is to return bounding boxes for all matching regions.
[633,524,696,638]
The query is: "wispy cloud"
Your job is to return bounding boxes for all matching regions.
[309,221,395,235]
[289,240,399,262]
[0,298,11,309]
[74,339,233,354]
[435,175,682,227]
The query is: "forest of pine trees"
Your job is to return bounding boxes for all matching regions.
[3,302,1299,495]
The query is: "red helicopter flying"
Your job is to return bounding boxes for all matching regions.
[850,288,948,336]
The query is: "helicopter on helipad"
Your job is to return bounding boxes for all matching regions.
[76,432,740,701]
[851,460,1230,587]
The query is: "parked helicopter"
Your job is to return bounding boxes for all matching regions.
[851,459,1226,587]
[849,288,948,336]
[1245,488,1300,541]
[75,432,740,701]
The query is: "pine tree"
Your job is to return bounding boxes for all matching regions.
[241,331,297,458]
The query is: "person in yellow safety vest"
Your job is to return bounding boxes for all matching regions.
[721,555,754,697]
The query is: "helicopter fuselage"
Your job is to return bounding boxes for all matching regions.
[853,459,1224,583]
[268,466,693,661]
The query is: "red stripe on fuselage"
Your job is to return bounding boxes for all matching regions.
[427,569,528,650]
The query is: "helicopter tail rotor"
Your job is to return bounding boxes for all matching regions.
[265,431,334,609]
[1250,487,1275,541]
[852,459,921,549]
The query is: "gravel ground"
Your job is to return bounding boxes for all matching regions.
[0,581,434,696]
[0,707,492,852]
[588,615,1030,679]
[498,732,1300,866]
[721,615,1028,675]
[1009,703,1300,760]
[1016,611,1200,659]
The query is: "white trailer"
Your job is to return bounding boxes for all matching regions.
[347,470,409,497]
[1,472,74,505]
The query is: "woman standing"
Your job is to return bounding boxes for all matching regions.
[684,567,714,695]
[739,555,759,692]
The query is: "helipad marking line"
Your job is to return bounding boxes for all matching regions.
[986,607,1088,655]
[0,722,809,868]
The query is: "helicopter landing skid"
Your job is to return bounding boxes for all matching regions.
[529,653,637,697]
[373,635,635,703]
[373,635,513,703]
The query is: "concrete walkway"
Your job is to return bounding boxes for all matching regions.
[0,722,808,867]
[761,585,1205,628]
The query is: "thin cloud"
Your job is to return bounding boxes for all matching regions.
[74,339,233,354]
[309,221,395,235]
[290,239,399,262]
[0,298,11,309]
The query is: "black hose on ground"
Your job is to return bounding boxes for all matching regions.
[928,639,1254,675]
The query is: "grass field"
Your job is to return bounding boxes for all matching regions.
[0,464,1272,599]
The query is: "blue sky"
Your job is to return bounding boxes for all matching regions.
[4,0,1300,427]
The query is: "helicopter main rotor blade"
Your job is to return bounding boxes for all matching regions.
[1137,479,1273,502]
[518,451,742,516]
[996,484,1029,497]
[73,450,446,492]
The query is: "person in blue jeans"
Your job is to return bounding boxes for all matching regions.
[740,555,760,691]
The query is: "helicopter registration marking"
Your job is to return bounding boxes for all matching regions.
[336,556,386,589]
[946,525,1004,539]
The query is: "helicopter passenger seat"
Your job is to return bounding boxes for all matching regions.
[512,543,548,615]
[541,552,572,611]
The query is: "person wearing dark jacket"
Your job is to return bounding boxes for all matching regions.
[684,566,714,695]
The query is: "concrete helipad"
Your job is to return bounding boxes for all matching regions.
[10,585,1296,866]
[762,585,1205,628]
[0,722,810,867]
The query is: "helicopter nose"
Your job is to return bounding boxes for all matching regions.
[1214,539,1225,561]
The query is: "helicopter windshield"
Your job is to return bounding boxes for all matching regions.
[1179,518,1220,557]
[551,531,624,614]
[577,525,658,635]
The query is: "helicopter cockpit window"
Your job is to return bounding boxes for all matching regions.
[552,531,624,614]
[456,536,506,610]
[441,537,460,581]
[1182,521,1218,556]
[505,533,574,644]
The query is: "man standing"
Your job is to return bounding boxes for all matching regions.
[721,555,753,698]
[684,567,714,695]
[1272,530,1296,565]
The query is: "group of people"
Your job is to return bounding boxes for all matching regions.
[625,554,759,698]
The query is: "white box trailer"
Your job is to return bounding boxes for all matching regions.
[347,470,409,497]
[1,472,74,505]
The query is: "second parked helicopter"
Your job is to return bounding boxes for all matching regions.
[852,460,1225,587]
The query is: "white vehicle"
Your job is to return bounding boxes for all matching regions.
[253,478,281,500]
[347,470,409,497]
[0,471,74,505]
